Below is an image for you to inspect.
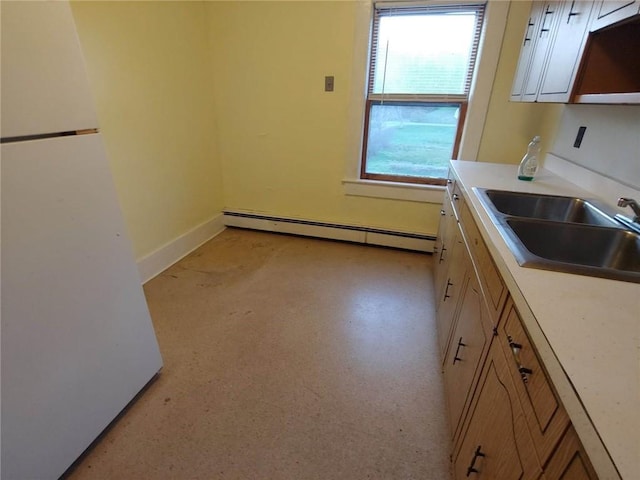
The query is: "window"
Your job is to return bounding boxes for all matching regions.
[361,3,485,186]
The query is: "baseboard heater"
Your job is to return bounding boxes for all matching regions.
[223,210,436,253]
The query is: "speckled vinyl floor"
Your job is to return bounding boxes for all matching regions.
[66,228,452,480]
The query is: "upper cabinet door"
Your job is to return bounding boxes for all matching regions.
[537,0,595,102]
[510,2,547,100]
[0,1,98,138]
[590,0,639,30]
[522,2,562,102]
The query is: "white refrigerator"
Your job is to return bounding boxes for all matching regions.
[1,2,163,478]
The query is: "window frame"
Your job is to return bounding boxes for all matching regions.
[360,99,468,186]
[360,2,485,186]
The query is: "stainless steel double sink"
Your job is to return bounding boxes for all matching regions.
[474,188,640,283]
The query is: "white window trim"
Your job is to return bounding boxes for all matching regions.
[343,0,510,203]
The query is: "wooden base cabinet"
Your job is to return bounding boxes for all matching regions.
[459,202,508,324]
[543,427,598,480]
[442,269,493,441]
[498,300,570,465]
[436,180,507,439]
[436,174,601,479]
[453,339,542,480]
[435,224,470,360]
[434,190,457,308]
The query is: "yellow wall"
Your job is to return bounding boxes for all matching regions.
[71,0,560,255]
[478,0,563,164]
[208,0,442,235]
[71,1,224,259]
[208,1,559,237]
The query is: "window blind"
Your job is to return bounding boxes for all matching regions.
[368,2,486,97]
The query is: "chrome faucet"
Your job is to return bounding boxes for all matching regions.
[617,197,640,222]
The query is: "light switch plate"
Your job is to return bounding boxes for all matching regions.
[325,76,334,92]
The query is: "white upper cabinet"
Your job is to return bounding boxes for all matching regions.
[590,0,639,30]
[537,0,595,102]
[510,0,640,104]
[0,1,98,138]
[521,1,562,102]
[511,1,595,104]
[510,2,547,101]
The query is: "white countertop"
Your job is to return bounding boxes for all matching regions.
[449,160,639,480]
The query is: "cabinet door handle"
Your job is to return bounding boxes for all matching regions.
[540,5,555,37]
[447,178,453,185]
[466,445,485,476]
[523,17,535,45]
[508,335,534,384]
[438,246,447,264]
[443,280,453,300]
[566,0,579,23]
[440,209,446,216]
[453,337,466,364]
[453,194,460,201]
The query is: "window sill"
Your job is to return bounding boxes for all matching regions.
[342,179,445,204]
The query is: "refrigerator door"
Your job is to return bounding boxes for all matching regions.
[1,134,162,479]
[0,1,98,138]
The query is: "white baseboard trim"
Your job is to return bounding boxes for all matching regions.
[223,211,436,253]
[137,213,226,284]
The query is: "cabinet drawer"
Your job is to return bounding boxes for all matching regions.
[459,201,508,324]
[499,299,570,465]
[450,181,464,219]
[446,171,456,196]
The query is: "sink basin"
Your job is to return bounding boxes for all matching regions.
[476,189,620,227]
[504,218,640,282]
[472,188,639,282]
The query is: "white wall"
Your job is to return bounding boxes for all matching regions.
[549,105,640,189]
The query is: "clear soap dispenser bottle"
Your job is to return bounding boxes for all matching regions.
[517,136,541,181]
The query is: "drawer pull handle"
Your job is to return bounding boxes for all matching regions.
[453,194,460,201]
[440,209,446,216]
[519,366,533,382]
[447,179,453,185]
[466,445,485,476]
[438,246,447,264]
[453,337,466,364]
[508,335,534,384]
[508,338,522,353]
[443,280,453,300]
